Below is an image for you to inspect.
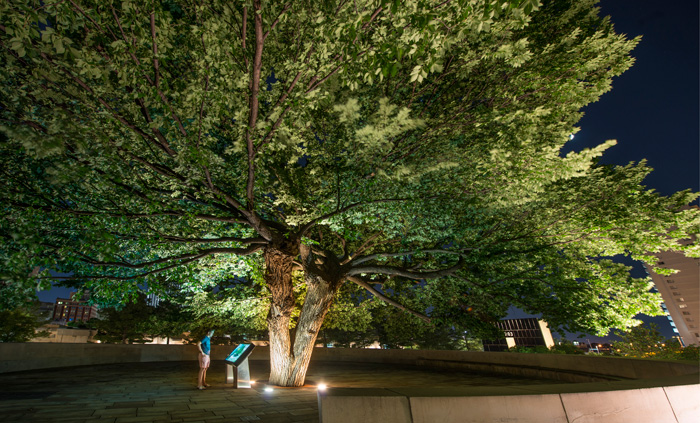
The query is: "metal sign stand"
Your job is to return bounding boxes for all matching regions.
[226,357,252,388]
[224,343,255,388]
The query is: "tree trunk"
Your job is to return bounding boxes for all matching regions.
[287,270,342,385]
[266,244,343,387]
[265,243,298,386]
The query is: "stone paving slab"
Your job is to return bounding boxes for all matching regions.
[0,359,565,422]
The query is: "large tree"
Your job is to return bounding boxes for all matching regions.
[1,0,698,386]
[93,293,153,344]
[0,303,51,343]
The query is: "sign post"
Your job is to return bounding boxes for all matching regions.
[224,343,256,388]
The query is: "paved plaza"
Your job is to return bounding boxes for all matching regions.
[0,360,566,423]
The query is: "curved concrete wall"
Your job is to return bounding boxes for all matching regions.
[319,382,700,423]
[0,343,263,374]
[305,347,699,382]
[0,343,697,381]
[1,343,697,422]
[306,348,700,423]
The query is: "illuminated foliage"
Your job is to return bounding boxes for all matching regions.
[612,323,699,361]
[1,0,698,385]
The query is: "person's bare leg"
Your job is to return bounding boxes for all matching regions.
[198,367,206,388]
[203,367,210,387]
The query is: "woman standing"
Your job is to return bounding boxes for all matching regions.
[197,329,215,390]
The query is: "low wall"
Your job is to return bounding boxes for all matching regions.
[0,343,268,374]
[319,381,700,423]
[306,348,699,382]
[2,343,697,381]
[31,326,98,344]
[1,344,697,422]
[310,348,699,423]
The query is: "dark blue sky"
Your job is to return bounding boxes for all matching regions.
[564,0,699,200]
[38,1,698,341]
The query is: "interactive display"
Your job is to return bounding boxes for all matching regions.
[225,343,255,367]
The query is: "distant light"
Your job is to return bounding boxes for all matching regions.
[317,383,327,391]
[249,381,256,385]
[569,134,575,140]
[264,387,273,393]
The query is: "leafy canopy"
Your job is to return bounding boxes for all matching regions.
[0,0,698,339]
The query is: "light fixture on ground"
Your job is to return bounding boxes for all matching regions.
[264,387,273,393]
[317,383,327,391]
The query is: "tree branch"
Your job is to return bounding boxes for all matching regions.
[150,11,160,89]
[347,275,430,323]
[111,6,187,137]
[36,50,176,157]
[44,254,207,282]
[343,233,382,264]
[158,235,267,244]
[348,258,463,279]
[8,201,244,224]
[241,5,249,69]
[351,249,470,265]
[263,3,292,41]
[245,0,264,210]
[298,196,435,236]
[77,245,263,269]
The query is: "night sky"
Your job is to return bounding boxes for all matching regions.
[37,1,699,341]
[564,0,699,200]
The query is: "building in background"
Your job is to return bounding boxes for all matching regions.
[644,237,700,346]
[38,301,56,319]
[52,292,99,324]
[146,292,161,307]
[482,318,555,352]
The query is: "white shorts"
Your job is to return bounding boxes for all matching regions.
[199,353,211,368]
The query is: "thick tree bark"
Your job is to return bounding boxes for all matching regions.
[264,243,298,386]
[266,244,343,387]
[282,271,342,386]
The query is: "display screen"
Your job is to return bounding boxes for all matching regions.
[225,343,255,366]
